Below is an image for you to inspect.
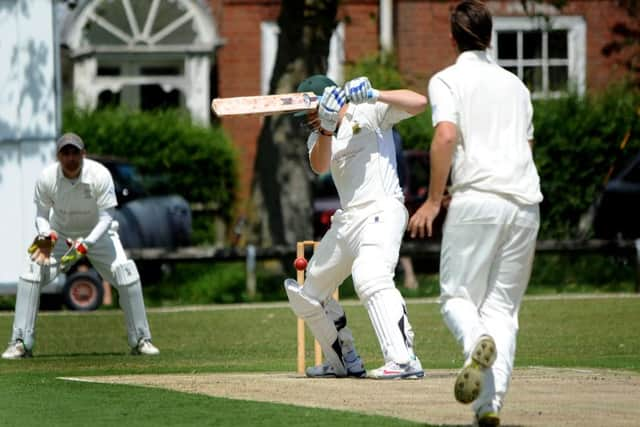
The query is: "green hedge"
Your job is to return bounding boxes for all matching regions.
[532,85,640,238]
[63,107,239,242]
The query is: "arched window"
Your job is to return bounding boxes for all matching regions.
[63,0,221,124]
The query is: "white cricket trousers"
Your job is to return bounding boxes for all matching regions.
[302,197,407,302]
[439,191,539,414]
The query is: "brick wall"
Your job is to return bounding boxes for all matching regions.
[214,1,280,206]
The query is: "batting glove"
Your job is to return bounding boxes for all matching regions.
[344,77,379,104]
[60,238,88,271]
[28,231,58,266]
[318,86,346,133]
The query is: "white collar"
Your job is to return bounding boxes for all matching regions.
[456,50,495,64]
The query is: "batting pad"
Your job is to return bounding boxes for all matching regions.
[285,279,345,373]
[323,298,356,354]
[116,280,151,348]
[11,279,41,350]
[364,288,412,364]
[112,260,139,286]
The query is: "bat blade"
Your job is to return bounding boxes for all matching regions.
[211,92,319,117]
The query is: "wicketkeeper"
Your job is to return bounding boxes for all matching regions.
[284,75,427,379]
[2,133,159,359]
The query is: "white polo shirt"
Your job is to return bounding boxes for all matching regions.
[35,158,118,236]
[307,102,410,209]
[429,50,543,205]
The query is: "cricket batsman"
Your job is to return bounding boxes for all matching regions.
[284,75,427,379]
[2,133,159,359]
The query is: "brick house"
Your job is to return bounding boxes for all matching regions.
[61,0,634,208]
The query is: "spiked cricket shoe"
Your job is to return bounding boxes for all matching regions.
[306,361,348,378]
[131,339,160,356]
[454,335,497,404]
[368,359,425,379]
[2,340,32,359]
[343,350,366,378]
[474,404,501,427]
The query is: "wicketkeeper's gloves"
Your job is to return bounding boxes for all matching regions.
[60,238,89,271]
[28,231,58,266]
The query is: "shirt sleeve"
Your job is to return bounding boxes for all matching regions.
[526,93,534,140]
[95,170,118,210]
[35,205,51,235]
[33,174,53,211]
[377,103,412,130]
[428,75,458,126]
[306,132,319,154]
[84,208,114,246]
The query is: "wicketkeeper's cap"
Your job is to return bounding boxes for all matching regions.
[56,132,84,152]
[294,75,337,117]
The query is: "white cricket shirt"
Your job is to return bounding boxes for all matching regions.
[35,158,118,236]
[308,102,410,209]
[429,50,543,205]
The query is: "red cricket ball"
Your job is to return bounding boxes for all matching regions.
[293,257,308,271]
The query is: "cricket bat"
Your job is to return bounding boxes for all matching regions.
[211,92,319,117]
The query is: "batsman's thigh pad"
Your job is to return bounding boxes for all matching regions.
[12,278,42,349]
[284,279,344,370]
[363,288,412,364]
[117,279,152,347]
[111,260,140,287]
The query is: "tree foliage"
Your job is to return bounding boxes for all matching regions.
[248,0,339,248]
[602,1,640,86]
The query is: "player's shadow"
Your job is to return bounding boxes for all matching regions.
[34,351,129,357]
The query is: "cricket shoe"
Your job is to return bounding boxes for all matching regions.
[131,339,160,356]
[454,335,497,404]
[473,404,500,427]
[1,340,32,359]
[306,361,348,378]
[306,355,365,378]
[368,358,425,379]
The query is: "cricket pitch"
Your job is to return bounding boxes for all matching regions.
[63,367,640,426]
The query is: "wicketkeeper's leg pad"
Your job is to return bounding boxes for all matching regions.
[11,277,42,350]
[285,279,345,374]
[111,260,151,347]
[111,260,139,286]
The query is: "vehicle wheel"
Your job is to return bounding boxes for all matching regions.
[63,271,104,311]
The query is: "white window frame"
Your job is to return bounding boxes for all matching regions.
[65,0,219,124]
[261,21,345,95]
[491,16,586,98]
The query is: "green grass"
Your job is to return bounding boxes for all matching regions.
[0,296,638,426]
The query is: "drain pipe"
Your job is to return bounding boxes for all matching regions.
[380,0,393,53]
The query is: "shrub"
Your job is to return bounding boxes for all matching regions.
[63,107,239,242]
[533,84,640,238]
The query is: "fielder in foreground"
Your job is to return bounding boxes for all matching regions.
[408,1,542,425]
[2,133,159,359]
[284,75,427,379]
